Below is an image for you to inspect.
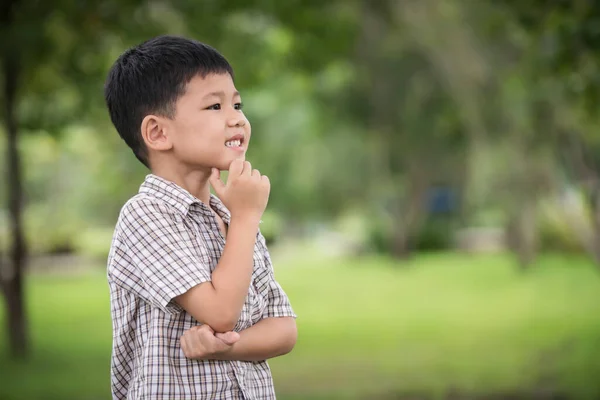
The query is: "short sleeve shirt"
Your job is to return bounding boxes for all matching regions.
[107,174,296,400]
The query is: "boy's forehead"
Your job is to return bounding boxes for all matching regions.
[186,73,238,97]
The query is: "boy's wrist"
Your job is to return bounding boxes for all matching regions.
[192,345,234,361]
[210,345,235,361]
[230,213,262,228]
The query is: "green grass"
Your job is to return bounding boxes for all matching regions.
[1,252,600,399]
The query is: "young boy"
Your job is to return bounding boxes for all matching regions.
[104,35,297,400]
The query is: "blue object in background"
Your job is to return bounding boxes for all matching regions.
[427,187,457,214]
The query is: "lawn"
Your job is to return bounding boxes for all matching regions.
[1,252,600,399]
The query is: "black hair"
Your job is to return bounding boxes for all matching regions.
[104,35,234,168]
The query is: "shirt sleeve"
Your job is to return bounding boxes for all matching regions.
[257,233,297,319]
[110,198,212,314]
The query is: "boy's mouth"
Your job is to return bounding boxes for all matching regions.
[225,135,245,150]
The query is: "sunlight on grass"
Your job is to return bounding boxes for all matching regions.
[1,252,600,399]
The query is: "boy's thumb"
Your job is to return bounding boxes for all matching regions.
[209,168,225,193]
[215,331,240,345]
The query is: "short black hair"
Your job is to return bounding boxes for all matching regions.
[104,35,234,168]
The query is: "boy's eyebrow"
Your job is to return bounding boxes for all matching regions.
[203,90,241,99]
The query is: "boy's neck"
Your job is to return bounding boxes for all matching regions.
[150,167,212,206]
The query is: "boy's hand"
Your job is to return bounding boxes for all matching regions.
[209,159,270,222]
[180,325,240,360]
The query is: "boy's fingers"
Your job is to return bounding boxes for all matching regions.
[209,168,225,193]
[242,161,252,176]
[180,335,192,358]
[228,159,244,177]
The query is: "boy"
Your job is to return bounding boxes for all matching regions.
[104,35,297,399]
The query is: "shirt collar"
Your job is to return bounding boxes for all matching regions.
[139,174,231,223]
[208,193,231,225]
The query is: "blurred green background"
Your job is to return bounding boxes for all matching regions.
[2,1,600,399]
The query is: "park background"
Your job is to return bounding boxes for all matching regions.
[1,1,600,399]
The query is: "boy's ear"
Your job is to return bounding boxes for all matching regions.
[141,114,173,151]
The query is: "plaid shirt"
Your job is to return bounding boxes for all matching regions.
[107,174,296,400]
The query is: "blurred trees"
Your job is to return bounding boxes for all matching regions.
[0,0,173,358]
[2,0,600,358]
[500,0,600,263]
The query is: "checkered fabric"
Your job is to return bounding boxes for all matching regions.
[107,174,296,399]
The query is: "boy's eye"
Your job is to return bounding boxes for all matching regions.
[207,104,221,110]
[235,102,244,110]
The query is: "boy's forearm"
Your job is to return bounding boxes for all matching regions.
[210,216,260,324]
[213,317,297,362]
[175,216,259,332]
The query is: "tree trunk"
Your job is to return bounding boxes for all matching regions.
[506,197,538,271]
[561,131,600,267]
[587,185,600,264]
[2,51,29,358]
[391,168,429,259]
[391,227,411,259]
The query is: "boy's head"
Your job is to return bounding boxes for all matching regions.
[104,35,250,171]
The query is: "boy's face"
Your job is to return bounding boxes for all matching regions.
[165,73,250,171]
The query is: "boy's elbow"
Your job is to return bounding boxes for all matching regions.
[207,309,240,333]
[282,335,297,355]
[207,317,236,333]
[175,283,240,332]
[281,318,298,355]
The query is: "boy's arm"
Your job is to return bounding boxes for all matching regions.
[181,234,298,362]
[174,215,260,332]
[114,161,268,334]
[213,233,298,360]
[175,161,270,333]
[214,317,297,361]
[119,197,260,333]
[180,317,297,362]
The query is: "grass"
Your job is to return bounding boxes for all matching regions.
[1,252,600,399]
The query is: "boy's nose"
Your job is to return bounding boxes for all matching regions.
[227,116,246,127]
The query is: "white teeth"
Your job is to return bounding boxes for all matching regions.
[226,139,241,147]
